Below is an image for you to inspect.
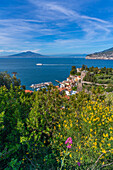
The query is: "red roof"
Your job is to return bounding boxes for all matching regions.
[25,90,33,93]
[56,86,59,88]
[64,95,70,100]
[58,88,66,92]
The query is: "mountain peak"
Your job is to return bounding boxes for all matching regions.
[8,51,45,58]
[24,51,35,53]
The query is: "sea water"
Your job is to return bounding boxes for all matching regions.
[0,57,113,90]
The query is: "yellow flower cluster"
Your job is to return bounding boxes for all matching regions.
[53,99,113,165]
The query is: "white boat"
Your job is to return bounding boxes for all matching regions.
[36,63,43,66]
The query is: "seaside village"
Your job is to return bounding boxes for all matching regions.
[55,73,81,96]
[27,67,86,97]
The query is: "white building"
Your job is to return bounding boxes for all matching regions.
[70,90,77,95]
[65,90,70,96]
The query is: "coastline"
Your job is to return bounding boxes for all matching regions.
[86,56,113,60]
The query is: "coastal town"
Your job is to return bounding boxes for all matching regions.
[55,73,81,96]
[28,67,87,96]
[27,64,113,97]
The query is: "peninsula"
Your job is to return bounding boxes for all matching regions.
[86,47,113,60]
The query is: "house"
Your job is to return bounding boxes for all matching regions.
[77,76,81,80]
[65,90,70,96]
[67,77,70,81]
[77,68,81,73]
[58,87,66,93]
[55,85,59,88]
[25,90,33,93]
[60,83,65,88]
[64,95,70,100]
[70,90,77,95]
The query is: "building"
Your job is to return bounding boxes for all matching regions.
[77,68,81,73]
[70,90,77,95]
[25,90,33,93]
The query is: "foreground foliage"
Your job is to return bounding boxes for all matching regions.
[0,84,113,169]
[0,71,21,89]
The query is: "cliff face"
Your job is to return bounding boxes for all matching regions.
[86,47,113,60]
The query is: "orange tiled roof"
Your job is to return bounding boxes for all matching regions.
[64,95,70,100]
[25,90,33,93]
[56,86,59,88]
[58,88,66,92]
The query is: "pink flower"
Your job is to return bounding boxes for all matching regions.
[65,137,72,144]
[67,144,71,148]
[77,162,81,166]
[65,137,72,148]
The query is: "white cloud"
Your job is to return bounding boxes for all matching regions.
[29,1,113,39]
[0,17,61,52]
[0,50,22,53]
[28,49,40,53]
[81,15,108,24]
[0,50,4,52]
[0,0,113,54]
[0,49,40,53]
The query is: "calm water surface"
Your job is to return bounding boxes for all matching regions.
[0,58,113,89]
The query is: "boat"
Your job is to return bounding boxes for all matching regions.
[36,63,43,66]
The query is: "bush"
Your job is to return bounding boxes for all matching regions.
[52,98,113,169]
[0,85,113,169]
[72,86,77,91]
[0,71,21,89]
[70,66,77,75]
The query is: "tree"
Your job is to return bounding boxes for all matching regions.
[81,64,88,71]
[70,66,77,75]
[0,71,21,89]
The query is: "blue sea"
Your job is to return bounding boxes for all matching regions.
[0,57,113,90]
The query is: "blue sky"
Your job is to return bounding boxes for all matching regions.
[0,0,113,55]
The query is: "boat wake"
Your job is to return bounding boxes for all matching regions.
[43,64,73,66]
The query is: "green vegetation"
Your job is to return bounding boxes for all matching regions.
[72,86,77,91]
[0,71,21,89]
[81,64,88,71]
[0,71,113,169]
[105,92,113,106]
[70,66,77,75]
[83,66,113,86]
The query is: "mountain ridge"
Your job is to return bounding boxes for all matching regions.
[0,51,86,58]
[8,51,46,58]
[86,47,113,60]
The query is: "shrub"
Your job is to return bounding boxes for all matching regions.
[0,85,113,169]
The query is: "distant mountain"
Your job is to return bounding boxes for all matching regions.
[0,51,87,58]
[86,47,113,60]
[8,51,46,58]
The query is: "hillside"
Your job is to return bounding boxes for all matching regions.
[86,47,113,60]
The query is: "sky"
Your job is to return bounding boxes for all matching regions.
[0,0,113,55]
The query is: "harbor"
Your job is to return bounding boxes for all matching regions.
[30,82,52,89]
